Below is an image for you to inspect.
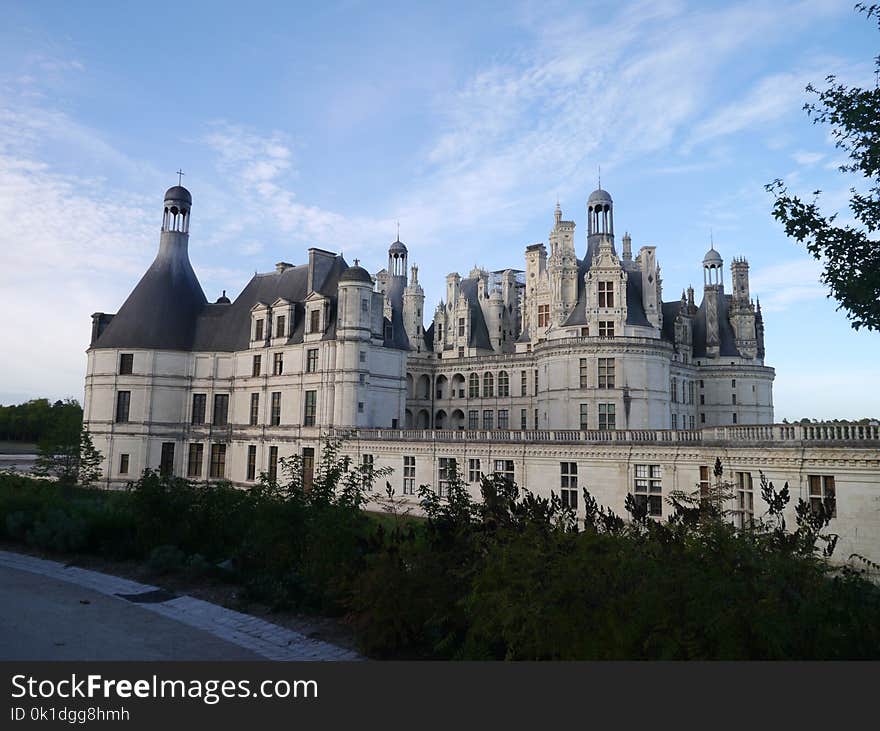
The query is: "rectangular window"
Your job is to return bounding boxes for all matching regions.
[403,456,416,495]
[534,369,539,397]
[579,358,588,388]
[115,391,130,423]
[493,459,514,483]
[808,475,836,518]
[304,390,317,426]
[732,413,738,424]
[360,298,369,315]
[275,315,286,338]
[268,445,279,482]
[672,413,678,430]
[598,403,615,430]
[537,304,550,328]
[671,378,678,402]
[689,415,695,429]
[736,471,754,528]
[520,408,527,430]
[310,309,320,334]
[535,408,539,429]
[187,443,203,478]
[302,447,315,491]
[701,412,706,423]
[731,379,736,388]
[598,321,614,338]
[579,403,589,430]
[209,443,226,479]
[498,409,509,429]
[246,445,256,481]
[358,401,364,413]
[119,353,133,375]
[598,357,615,388]
[191,393,206,425]
[732,393,737,405]
[468,410,478,430]
[458,346,464,358]
[560,462,578,509]
[469,374,479,398]
[498,371,509,396]
[212,394,229,426]
[521,370,528,396]
[119,453,130,475]
[468,458,481,483]
[699,465,710,501]
[359,350,366,363]
[438,457,456,497]
[458,317,465,337]
[270,392,281,426]
[254,318,264,341]
[700,393,705,405]
[482,409,494,430]
[252,354,261,377]
[306,348,318,372]
[273,352,284,375]
[634,464,662,517]
[249,393,259,426]
[159,442,175,476]
[598,281,614,308]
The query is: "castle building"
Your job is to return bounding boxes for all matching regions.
[83,184,880,563]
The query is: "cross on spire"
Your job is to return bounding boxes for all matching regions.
[176,169,185,186]
[598,164,601,189]
[396,220,400,241]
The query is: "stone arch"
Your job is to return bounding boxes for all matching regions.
[452,373,466,399]
[435,409,447,429]
[405,408,414,428]
[417,374,431,400]
[416,409,430,429]
[451,409,465,429]
[406,373,414,400]
[436,374,448,400]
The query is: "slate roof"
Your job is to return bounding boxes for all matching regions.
[691,291,741,358]
[561,253,651,328]
[459,277,493,350]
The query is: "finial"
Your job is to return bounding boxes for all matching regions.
[354,258,360,267]
[710,227,714,249]
[222,289,226,297]
[598,164,601,189]
[176,169,185,186]
[396,220,400,241]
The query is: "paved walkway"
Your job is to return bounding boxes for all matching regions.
[0,551,361,661]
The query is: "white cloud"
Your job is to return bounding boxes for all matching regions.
[792,150,825,166]
[749,258,826,311]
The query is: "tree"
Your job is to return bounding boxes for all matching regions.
[766,4,880,331]
[33,406,103,487]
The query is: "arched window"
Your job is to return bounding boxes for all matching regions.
[498,371,509,397]
[483,372,494,398]
[469,373,479,398]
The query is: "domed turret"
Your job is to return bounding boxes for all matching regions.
[388,236,408,278]
[703,245,723,286]
[339,262,374,284]
[162,185,192,233]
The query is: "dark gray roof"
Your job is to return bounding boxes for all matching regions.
[561,255,651,328]
[423,321,435,350]
[389,239,407,254]
[164,186,192,204]
[339,264,373,283]
[660,301,683,343]
[588,188,612,203]
[381,275,413,350]
[691,291,740,358]
[459,277,493,350]
[93,234,207,350]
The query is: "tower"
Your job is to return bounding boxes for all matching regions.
[547,202,578,325]
[586,187,615,264]
[402,264,426,352]
[388,238,408,279]
[729,257,757,359]
[336,261,375,426]
[702,245,723,358]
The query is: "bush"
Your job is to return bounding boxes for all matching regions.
[147,545,187,574]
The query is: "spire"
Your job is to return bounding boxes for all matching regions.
[555,200,562,224]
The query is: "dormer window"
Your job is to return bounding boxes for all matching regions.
[275,315,286,338]
[310,309,320,333]
[598,281,614,308]
[255,318,265,341]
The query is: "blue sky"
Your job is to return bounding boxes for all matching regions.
[0,0,877,420]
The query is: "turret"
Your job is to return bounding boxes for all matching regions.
[403,264,425,352]
[586,187,615,263]
[702,245,723,358]
[729,257,757,359]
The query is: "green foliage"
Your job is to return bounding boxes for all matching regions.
[766,4,880,331]
[0,398,83,444]
[33,413,103,487]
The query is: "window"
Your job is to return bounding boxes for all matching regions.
[521,370,528,396]
[580,327,589,337]
[808,475,836,518]
[560,462,578,509]
[498,371,509,397]
[115,391,130,423]
[438,457,456,497]
[359,350,366,363]
[360,374,366,385]
[358,401,364,413]
[212,394,229,426]
[187,444,203,478]
[209,443,226,479]
[736,472,754,528]
[634,464,662,516]
[494,460,514,482]
[403,456,416,495]
[671,378,678,402]
[246,445,256,481]
[273,352,284,375]
[468,458,481,483]
[299,348,315,374]
[732,413,738,424]
[700,412,706,424]
[699,465,710,501]
[598,321,614,338]
[310,309,320,334]
[598,403,615,430]
[254,318,264,341]
[537,304,550,328]
[732,393,737,405]
[361,298,369,314]
[119,453,130,475]
[498,409,509,429]
[700,379,705,389]
[458,317,465,337]
[191,393,206,425]
[270,392,281,426]
[275,315,286,338]
[731,379,736,388]
[482,410,494,430]
[268,446,279,482]
[469,373,479,398]
[252,355,261,377]
[249,393,259,426]
[468,410,478,430]
[598,281,614,308]
[483,372,494,398]
[700,393,705,405]
[520,408,527,430]
[302,447,315,491]
[304,390,317,426]
[119,353,133,375]
[458,346,464,358]
[160,442,175,476]
[535,409,539,429]
[671,413,678,430]
[534,369,539,397]
[598,358,615,388]
[579,403,589,430]
[579,358,588,388]
[689,415,695,429]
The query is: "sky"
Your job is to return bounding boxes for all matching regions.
[0,0,877,421]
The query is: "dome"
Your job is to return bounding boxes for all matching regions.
[215,290,231,304]
[588,188,612,204]
[389,238,408,255]
[339,264,373,284]
[703,247,723,266]
[164,185,192,204]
